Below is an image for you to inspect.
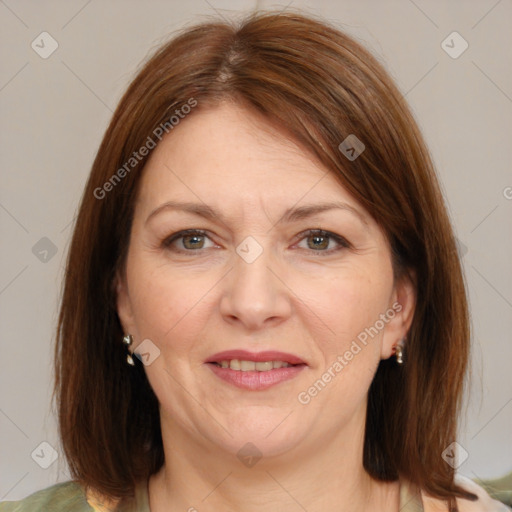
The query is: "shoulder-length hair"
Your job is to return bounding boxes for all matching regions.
[55,10,476,505]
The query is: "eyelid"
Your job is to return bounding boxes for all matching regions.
[293,229,350,254]
[163,229,216,252]
[163,228,350,255]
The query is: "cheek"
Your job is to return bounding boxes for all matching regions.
[126,257,217,355]
[306,270,391,351]
[299,274,388,415]
[125,253,172,328]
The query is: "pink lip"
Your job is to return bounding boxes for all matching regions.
[205,350,307,391]
[205,350,305,365]
[207,364,306,390]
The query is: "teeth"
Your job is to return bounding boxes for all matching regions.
[255,361,273,371]
[240,360,256,371]
[219,360,293,371]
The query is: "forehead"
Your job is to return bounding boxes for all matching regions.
[136,102,362,216]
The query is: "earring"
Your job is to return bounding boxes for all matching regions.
[395,337,405,365]
[123,334,135,366]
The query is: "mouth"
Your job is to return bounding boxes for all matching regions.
[209,359,300,370]
[205,350,307,390]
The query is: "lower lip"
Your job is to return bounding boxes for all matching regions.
[207,363,306,390]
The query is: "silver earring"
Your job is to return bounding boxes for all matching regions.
[395,337,405,365]
[123,334,135,366]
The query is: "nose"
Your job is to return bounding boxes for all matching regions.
[219,245,292,331]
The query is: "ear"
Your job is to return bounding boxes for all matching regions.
[380,269,416,360]
[115,268,137,337]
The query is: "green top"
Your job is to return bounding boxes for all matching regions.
[0,475,510,511]
[479,472,512,510]
[0,480,150,512]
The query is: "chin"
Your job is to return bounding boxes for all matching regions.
[206,415,307,462]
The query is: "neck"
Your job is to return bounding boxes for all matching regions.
[149,406,399,512]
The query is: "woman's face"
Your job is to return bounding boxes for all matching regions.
[117,101,415,460]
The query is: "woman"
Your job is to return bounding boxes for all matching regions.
[1,10,508,512]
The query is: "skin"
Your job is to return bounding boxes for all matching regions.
[116,100,416,512]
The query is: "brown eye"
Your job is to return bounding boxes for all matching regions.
[307,233,329,250]
[182,233,206,249]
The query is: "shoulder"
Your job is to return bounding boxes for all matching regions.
[421,475,511,512]
[454,475,512,512]
[478,471,512,509]
[0,481,92,512]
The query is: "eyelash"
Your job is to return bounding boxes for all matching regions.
[162,229,350,256]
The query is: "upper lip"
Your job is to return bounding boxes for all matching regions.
[206,350,306,365]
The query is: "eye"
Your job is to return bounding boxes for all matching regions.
[162,228,350,255]
[295,229,350,255]
[163,229,216,252]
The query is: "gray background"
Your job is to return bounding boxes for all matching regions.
[1,0,511,501]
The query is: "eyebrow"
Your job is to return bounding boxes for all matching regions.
[145,200,369,229]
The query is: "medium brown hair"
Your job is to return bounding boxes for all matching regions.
[55,10,476,506]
